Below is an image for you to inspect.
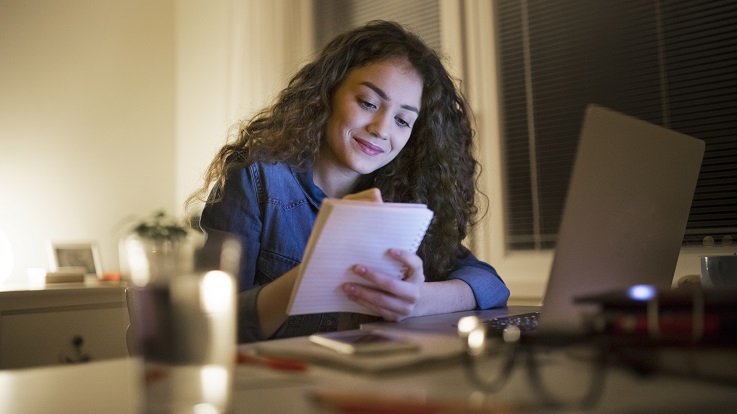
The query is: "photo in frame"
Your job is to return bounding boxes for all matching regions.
[47,242,103,278]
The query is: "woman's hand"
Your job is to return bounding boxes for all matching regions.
[341,248,425,321]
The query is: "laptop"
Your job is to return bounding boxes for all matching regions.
[362,104,705,336]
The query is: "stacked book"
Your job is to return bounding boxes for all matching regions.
[576,286,737,384]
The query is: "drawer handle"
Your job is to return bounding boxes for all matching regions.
[60,335,92,364]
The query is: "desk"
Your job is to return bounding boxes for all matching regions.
[0,280,129,369]
[0,358,139,413]
[2,308,736,414]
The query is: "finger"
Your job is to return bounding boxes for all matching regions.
[351,264,416,301]
[387,249,425,282]
[346,267,419,315]
[342,283,412,320]
[342,188,383,203]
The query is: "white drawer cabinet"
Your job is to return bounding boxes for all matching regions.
[0,284,130,369]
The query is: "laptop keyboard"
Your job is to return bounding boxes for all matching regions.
[484,312,541,332]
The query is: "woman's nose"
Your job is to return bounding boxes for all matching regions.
[368,112,391,140]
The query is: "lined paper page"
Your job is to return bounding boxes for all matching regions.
[287,199,434,316]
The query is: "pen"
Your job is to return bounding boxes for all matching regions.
[236,351,308,372]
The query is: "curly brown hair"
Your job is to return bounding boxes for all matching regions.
[186,20,484,282]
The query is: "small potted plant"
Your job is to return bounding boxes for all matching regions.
[120,210,196,286]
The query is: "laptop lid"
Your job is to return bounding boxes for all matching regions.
[537,104,705,333]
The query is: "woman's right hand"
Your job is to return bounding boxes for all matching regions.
[342,248,424,322]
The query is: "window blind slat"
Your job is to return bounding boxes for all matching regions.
[497,0,737,249]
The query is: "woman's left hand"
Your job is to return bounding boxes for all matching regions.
[342,248,425,321]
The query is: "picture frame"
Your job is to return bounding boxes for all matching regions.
[47,242,103,278]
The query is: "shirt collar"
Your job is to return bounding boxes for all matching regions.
[290,164,326,209]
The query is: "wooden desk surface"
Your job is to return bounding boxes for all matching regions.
[2,307,736,414]
[3,353,736,414]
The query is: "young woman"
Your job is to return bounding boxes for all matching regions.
[187,21,510,342]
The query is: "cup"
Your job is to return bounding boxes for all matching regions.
[124,231,241,414]
[700,255,737,288]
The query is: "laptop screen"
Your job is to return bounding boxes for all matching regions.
[537,105,705,333]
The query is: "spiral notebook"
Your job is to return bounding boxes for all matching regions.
[286,199,434,316]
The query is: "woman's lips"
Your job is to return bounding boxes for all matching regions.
[354,137,385,156]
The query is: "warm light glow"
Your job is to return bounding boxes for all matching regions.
[26,268,47,288]
[200,270,234,313]
[125,238,151,286]
[0,229,13,283]
[0,373,11,404]
[199,365,229,410]
[628,284,656,301]
[467,327,487,356]
[193,403,219,414]
[458,316,480,337]
[502,325,521,343]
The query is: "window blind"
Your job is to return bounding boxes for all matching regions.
[496,0,737,250]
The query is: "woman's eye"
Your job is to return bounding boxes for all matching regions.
[396,117,411,128]
[359,99,376,110]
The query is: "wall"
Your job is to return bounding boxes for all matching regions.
[175,0,313,214]
[175,0,231,215]
[0,0,176,283]
[0,0,314,285]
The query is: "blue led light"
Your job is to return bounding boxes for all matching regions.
[628,284,656,301]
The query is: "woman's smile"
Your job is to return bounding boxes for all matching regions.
[353,136,385,156]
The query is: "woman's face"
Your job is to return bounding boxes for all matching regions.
[321,57,423,177]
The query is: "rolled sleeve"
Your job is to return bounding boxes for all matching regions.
[448,252,510,309]
[237,285,265,343]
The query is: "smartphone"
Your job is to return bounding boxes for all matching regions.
[308,331,420,355]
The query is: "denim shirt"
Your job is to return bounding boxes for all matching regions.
[200,161,510,342]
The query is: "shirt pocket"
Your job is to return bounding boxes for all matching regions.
[256,250,300,285]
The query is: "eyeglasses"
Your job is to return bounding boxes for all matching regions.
[458,316,608,410]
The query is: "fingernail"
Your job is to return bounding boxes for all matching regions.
[343,284,356,294]
[354,265,366,274]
